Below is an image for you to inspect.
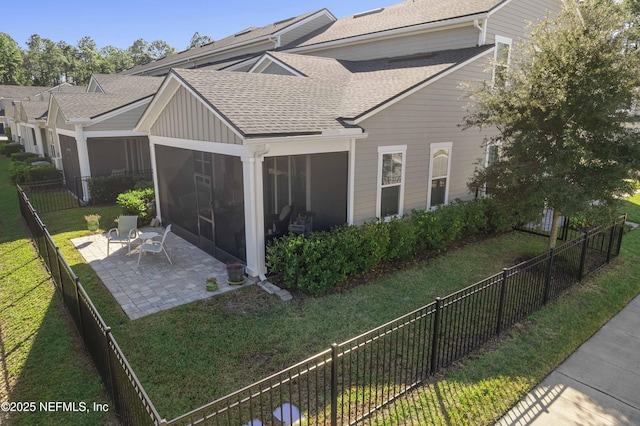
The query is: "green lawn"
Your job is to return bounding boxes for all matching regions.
[368,193,640,425]
[6,144,638,425]
[42,204,550,419]
[0,157,111,426]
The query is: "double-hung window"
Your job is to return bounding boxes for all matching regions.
[428,142,452,209]
[377,145,406,218]
[493,35,512,85]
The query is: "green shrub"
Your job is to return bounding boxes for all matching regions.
[11,152,42,163]
[266,197,524,295]
[3,143,23,157]
[8,161,28,183]
[26,164,62,182]
[116,188,155,226]
[88,173,152,205]
[383,216,417,261]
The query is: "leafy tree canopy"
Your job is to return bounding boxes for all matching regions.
[465,0,640,246]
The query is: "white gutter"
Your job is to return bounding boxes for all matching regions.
[284,13,487,54]
[245,129,367,145]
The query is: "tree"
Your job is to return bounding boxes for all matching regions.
[23,34,65,86]
[128,38,175,66]
[0,33,28,85]
[188,32,214,49]
[464,0,640,248]
[101,45,134,74]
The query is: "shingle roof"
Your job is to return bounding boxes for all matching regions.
[171,45,492,136]
[292,0,504,48]
[0,85,51,100]
[53,92,151,120]
[92,74,163,96]
[21,101,49,120]
[123,9,326,75]
[173,68,347,136]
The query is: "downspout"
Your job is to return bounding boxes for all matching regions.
[474,19,488,46]
[254,144,270,281]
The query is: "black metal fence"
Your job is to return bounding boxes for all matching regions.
[170,217,625,426]
[17,185,164,426]
[19,169,153,213]
[17,181,626,426]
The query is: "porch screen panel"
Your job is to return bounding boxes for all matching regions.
[212,154,245,261]
[155,145,198,236]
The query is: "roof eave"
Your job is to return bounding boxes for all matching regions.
[285,12,488,54]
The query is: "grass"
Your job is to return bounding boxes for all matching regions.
[42,206,549,419]
[7,145,639,424]
[0,157,112,425]
[367,193,640,425]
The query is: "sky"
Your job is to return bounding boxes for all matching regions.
[4,0,396,51]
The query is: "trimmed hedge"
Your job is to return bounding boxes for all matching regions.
[3,143,23,157]
[88,174,152,205]
[8,157,59,184]
[266,197,523,295]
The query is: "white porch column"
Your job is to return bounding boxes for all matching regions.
[149,140,161,223]
[242,147,268,278]
[348,138,356,225]
[33,126,44,156]
[242,156,259,277]
[74,124,92,202]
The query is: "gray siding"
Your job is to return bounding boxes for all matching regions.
[151,86,243,144]
[55,107,74,132]
[300,25,479,61]
[486,0,562,44]
[261,62,295,76]
[88,103,148,131]
[353,55,494,225]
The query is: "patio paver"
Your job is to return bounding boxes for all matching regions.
[71,226,256,320]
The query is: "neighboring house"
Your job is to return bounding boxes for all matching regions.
[135,0,563,277]
[0,85,51,141]
[121,9,336,76]
[46,74,162,201]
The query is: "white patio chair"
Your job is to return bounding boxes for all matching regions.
[106,215,139,256]
[136,224,172,268]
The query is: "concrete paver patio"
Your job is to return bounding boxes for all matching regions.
[72,226,255,320]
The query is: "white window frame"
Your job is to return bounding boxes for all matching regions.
[376,145,407,219]
[493,35,512,83]
[427,142,452,209]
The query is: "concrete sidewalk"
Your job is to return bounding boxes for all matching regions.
[497,295,640,426]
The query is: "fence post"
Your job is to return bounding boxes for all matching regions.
[496,269,508,335]
[578,230,589,281]
[75,277,86,340]
[75,176,81,206]
[606,221,618,264]
[330,343,338,426]
[430,298,443,375]
[616,215,626,256]
[543,248,554,305]
[104,328,119,415]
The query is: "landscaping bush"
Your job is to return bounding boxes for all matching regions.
[116,187,155,226]
[267,197,522,295]
[11,152,42,163]
[3,142,23,157]
[88,173,152,204]
[26,164,62,182]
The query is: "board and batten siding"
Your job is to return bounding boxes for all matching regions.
[300,25,478,61]
[88,104,149,132]
[151,86,243,144]
[352,55,494,225]
[486,0,562,45]
[55,107,74,132]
